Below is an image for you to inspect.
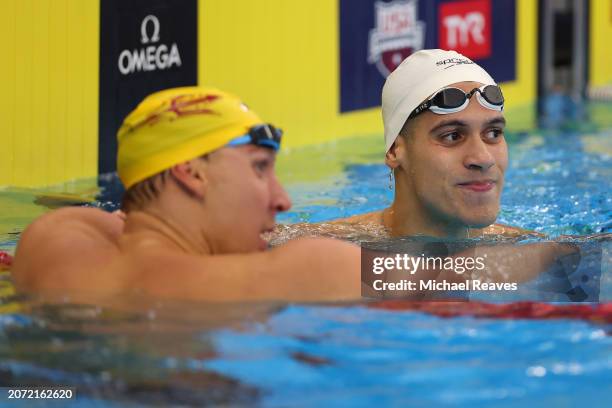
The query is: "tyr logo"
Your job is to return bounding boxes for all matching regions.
[439,0,491,59]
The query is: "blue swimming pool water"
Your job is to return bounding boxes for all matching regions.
[206,305,611,407]
[0,302,610,407]
[0,104,611,406]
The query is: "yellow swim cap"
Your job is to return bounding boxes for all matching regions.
[117,86,264,189]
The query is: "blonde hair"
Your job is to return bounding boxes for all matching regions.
[121,170,169,213]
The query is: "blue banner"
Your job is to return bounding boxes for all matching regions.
[340,0,516,113]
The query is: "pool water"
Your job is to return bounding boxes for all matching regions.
[0,104,611,406]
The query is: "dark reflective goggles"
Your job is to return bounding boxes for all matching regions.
[408,85,504,119]
[227,124,282,151]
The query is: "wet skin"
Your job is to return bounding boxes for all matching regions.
[336,81,511,239]
[394,81,508,233]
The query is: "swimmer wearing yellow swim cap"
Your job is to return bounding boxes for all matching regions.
[116,87,285,222]
[12,86,362,303]
[116,86,290,254]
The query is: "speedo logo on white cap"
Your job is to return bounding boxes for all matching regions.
[382,49,496,152]
[436,57,475,68]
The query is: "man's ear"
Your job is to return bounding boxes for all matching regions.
[170,159,207,199]
[385,135,405,169]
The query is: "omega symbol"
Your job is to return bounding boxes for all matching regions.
[140,15,160,44]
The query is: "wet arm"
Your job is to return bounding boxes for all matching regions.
[136,237,362,302]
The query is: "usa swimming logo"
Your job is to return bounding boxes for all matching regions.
[368,0,426,77]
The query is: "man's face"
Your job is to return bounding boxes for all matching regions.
[394,81,508,230]
[200,145,291,253]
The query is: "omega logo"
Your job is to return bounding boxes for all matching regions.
[117,14,182,75]
[140,15,160,44]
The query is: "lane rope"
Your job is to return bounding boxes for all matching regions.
[369,300,612,323]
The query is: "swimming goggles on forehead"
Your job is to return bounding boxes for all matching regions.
[227,124,282,151]
[408,85,504,119]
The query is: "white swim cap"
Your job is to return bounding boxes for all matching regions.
[382,49,497,152]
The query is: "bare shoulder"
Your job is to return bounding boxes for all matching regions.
[18,207,124,242]
[484,223,541,238]
[12,207,124,292]
[330,211,383,225]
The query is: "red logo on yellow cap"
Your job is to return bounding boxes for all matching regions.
[136,94,221,130]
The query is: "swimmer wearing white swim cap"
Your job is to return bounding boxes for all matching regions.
[337,49,528,238]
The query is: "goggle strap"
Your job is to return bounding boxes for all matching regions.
[409,100,432,118]
[226,134,251,147]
